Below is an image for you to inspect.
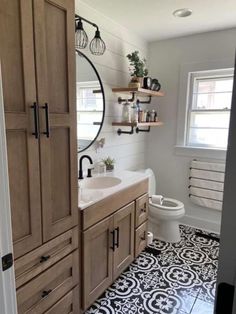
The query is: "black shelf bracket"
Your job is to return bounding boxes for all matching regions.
[137,96,152,104]
[117,126,134,135]
[118,92,135,104]
[136,126,151,133]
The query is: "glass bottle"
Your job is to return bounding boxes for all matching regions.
[122,100,131,122]
[130,103,138,122]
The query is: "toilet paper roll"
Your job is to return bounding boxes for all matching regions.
[147,231,153,245]
[152,195,164,205]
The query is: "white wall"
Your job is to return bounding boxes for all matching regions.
[147,28,236,233]
[76,1,148,171]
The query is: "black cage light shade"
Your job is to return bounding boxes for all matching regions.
[75,19,88,49]
[89,28,106,56]
[75,14,106,56]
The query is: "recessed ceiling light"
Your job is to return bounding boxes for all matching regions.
[173,8,192,18]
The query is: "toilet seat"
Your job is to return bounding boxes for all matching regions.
[149,197,184,211]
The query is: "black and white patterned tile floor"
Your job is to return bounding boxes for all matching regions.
[86,225,219,314]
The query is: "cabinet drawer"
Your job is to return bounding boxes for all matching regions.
[135,221,148,257]
[15,227,78,289]
[16,251,79,314]
[45,286,79,314]
[135,193,149,227]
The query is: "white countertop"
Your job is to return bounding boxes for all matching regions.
[78,170,149,210]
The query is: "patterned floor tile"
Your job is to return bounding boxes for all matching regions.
[85,225,219,314]
[190,298,214,314]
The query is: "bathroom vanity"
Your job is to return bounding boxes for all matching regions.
[79,171,149,310]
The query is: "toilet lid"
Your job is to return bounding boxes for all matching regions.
[149,197,184,211]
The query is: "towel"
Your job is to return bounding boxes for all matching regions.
[190,195,222,211]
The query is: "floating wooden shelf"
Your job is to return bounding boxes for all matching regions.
[112,121,163,135]
[112,87,164,97]
[112,87,164,104]
[112,121,163,127]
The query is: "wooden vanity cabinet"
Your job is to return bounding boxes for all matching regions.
[81,180,149,310]
[113,203,135,279]
[135,193,149,257]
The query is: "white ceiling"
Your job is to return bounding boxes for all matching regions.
[81,0,236,42]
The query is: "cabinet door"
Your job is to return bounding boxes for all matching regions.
[33,0,78,241]
[135,221,148,258]
[113,202,135,279]
[83,217,113,310]
[135,193,149,227]
[0,0,42,258]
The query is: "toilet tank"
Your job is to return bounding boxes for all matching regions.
[137,168,156,196]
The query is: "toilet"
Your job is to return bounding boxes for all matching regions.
[144,168,185,243]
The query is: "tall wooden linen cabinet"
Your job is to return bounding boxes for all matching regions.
[0,0,80,313]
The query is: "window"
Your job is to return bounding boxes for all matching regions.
[76,81,103,149]
[186,69,233,149]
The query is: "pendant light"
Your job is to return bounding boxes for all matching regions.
[89,28,106,56]
[75,14,106,56]
[75,18,88,49]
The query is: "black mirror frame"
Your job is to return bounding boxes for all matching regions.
[76,50,105,153]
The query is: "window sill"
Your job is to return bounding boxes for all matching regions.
[174,145,227,160]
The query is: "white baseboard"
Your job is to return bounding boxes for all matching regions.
[180,215,221,234]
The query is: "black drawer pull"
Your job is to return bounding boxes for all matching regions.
[31,102,39,139]
[41,289,52,298]
[42,103,50,138]
[141,231,146,241]
[40,255,51,263]
[115,227,120,248]
[110,230,115,251]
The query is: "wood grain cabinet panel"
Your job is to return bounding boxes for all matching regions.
[0,0,42,259]
[44,286,79,314]
[16,251,79,314]
[33,0,78,242]
[113,202,135,279]
[135,221,148,258]
[83,217,113,310]
[135,193,149,227]
[15,227,78,289]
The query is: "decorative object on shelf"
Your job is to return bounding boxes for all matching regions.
[130,103,139,123]
[102,157,115,171]
[75,14,106,55]
[143,77,152,89]
[150,79,161,92]
[126,51,148,87]
[121,100,131,122]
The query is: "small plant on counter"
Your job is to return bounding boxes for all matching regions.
[127,50,148,79]
[102,156,115,171]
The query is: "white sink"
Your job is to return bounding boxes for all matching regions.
[80,176,122,189]
[80,177,121,190]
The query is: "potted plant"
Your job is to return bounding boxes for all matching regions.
[126,50,148,87]
[102,156,115,171]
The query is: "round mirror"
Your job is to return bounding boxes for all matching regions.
[76,50,105,152]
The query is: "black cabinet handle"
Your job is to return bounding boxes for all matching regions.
[110,230,115,251]
[40,255,51,263]
[141,231,146,241]
[141,203,147,213]
[31,102,39,139]
[41,289,52,298]
[42,103,50,138]
[115,227,120,248]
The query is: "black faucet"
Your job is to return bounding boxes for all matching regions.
[79,155,93,179]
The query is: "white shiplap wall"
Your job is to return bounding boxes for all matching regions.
[75,1,148,171]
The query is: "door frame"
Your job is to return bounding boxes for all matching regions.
[0,62,17,314]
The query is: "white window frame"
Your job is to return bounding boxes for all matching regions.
[175,59,234,160]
